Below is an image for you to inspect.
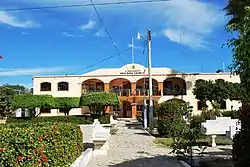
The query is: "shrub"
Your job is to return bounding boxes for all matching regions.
[233,117,250,167]
[155,100,192,137]
[80,92,120,117]
[221,110,239,119]
[54,97,80,116]
[7,116,93,125]
[99,114,111,124]
[0,122,83,166]
[12,94,55,117]
[0,86,15,117]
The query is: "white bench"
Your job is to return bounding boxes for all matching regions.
[201,117,240,147]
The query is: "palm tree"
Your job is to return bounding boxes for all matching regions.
[224,0,250,28]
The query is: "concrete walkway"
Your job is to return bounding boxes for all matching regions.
[87,121,185,167]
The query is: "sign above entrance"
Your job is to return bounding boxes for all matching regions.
[120,64,145,75]
[120,69,145,75]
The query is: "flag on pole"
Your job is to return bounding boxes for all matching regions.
[0,56,3,60]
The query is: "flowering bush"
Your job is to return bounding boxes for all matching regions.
[0,122,83,167]
[155,100,192,137]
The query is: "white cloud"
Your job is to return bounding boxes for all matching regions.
[0,67,70,76]
[79,20,96,31]
[0,11,39,28]
[95,29,106,37]
[163,29,208,49]
[61,32,84,38]
[161,0,224,49]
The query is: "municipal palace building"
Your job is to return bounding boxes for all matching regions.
[33,63,241,118]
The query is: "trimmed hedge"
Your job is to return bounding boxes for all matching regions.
[7,116,93,125]
[54,97,80,109]
[80,92,120,107]
[0,122,83,166]
[12,94,55,109]
[80,92,120,116]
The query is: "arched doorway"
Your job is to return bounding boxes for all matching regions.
[136,78,159,96]
[82,79,104,94]
[163,77,186,95]
[109,78,131,96]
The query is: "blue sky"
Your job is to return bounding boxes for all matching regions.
[0,0,233,88]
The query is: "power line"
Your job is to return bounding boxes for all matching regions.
[0,0,171,12]
[89,0,146,88]
[90,0,122,62]
[67,41,146,75]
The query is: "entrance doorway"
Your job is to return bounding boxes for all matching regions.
[122,101,132,118]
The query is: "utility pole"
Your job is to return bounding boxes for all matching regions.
[143,76,147,128]
[148,29,153,125]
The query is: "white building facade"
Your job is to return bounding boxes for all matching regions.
[33,64,241,118]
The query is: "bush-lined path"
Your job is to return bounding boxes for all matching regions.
[88,121,185,167]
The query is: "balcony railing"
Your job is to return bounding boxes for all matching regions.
[82,88,187,97]
[163,88,186,96]
[111,89,132,96]
[82,88,104,94]
[136,89,161,96]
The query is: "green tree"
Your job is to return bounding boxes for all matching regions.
[193,80,232,108]
[3,84,26,94]
[54,97,80,116]
[225,5,250,167]
[155,100,192,137]
[224,0,250,29]
[0,86,15,117]
[12,94,55,117]
[80,92,120,117]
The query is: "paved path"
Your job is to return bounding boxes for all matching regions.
[87,121,185,167]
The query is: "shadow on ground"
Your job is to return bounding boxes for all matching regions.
[134,132,150,136]
[107,155,185,167]
[84,142,94,151]
[125,123,143,130]
[202,148,232,156]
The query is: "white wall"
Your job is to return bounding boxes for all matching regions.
[33,64,242,116]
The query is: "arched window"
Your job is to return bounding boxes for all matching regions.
[40,82,51,91]
[58,82,69,91]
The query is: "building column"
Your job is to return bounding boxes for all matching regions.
[104,83,109,92]
[131,82,136,96]
[158,82,163,96]
[132,104,137,118]
[104,83,110,112]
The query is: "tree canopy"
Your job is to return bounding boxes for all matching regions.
[54,97,80,116]
[12,94,55,117]
[224,0,250,29]
[225,5,250,167]
[80,92,120,116]
[193,79,243,103]
[0,86,15,117]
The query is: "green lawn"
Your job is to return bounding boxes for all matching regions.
[154,135,232,147]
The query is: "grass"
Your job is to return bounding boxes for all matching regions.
[154,135,232,147]
[153,137,173,147]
